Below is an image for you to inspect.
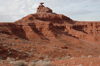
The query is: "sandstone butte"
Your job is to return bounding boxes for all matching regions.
[0,3,100,66]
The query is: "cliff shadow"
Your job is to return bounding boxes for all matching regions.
[9,23,29,40]
[28,23,50,40]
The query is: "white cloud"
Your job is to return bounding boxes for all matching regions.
[0,0,100,22]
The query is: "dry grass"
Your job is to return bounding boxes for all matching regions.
[29,62,37,66]
[88,55,93,58]
[29,60,53,66]
[7,57,15,62]
[10,60,27,66]
[81,55,86,59]
[65,56,70,59]
[40,61,53,66]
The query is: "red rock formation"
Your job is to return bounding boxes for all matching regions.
[37,2,52,13]
[0,3,100,66]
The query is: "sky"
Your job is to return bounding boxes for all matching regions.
[0,0,100,22]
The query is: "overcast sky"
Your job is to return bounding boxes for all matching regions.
[0,0,100,22]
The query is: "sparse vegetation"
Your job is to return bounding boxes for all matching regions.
[99,55,100,58]
[0,57,3,60]
[7,57,15,62]
[88,55,93,58]
[76,64,83,66]
[40,61,53,66]
[0,43,2,45]
[39,54,43,59]
[11,60,27,66]
[29,62,37,66]
[8,52,12,55]
[55,58,59,60]
[81,55,86,59]
[24,54,27,57]
[70,57,74,59]
[65,56,71,59]
[29,60,53,66]
[43,58,51,62]
[53,47,58,49]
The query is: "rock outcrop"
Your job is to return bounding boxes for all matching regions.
[37,2,52,13]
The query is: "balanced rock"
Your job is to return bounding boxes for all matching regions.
[37,2,52,13]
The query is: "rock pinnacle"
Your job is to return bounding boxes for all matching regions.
[37,2,52,13]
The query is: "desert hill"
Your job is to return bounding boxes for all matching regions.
[0,3,100,66]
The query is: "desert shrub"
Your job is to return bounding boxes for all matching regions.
[0,43,2,45]
[41,61,53,66]
[24,54,27,57]
[0,57,3,60]
[39,54,43,59]
[65,56,70,59]
[31,49,34,52]
[29,62,37,66]
[55,58,59,60]
[88,55,93,58]
[60,51,63,53]
[43,58,51,62]
[99,55,100,58]
[36,60,53,66]
[29,60,53,66]
[28,46,30,48]
[76,64,83,66]
[3,44,8,47]
[8,52,12,55]
[30,53,34,57]
[81,55,86,59]
[12,43,16,46]
[67,53,70,56]
[29,60,39,66]
[12,60,27,66]
[53,47,58,49]
[32,44,34,45]
[7,57,15,62]
[70,57,74,59]
[61,57,65,59]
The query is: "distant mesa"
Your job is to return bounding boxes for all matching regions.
[37,2,52,13]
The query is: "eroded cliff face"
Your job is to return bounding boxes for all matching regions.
[1,20,100,42]
[0,20,100,48]
[71,22,100,42]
